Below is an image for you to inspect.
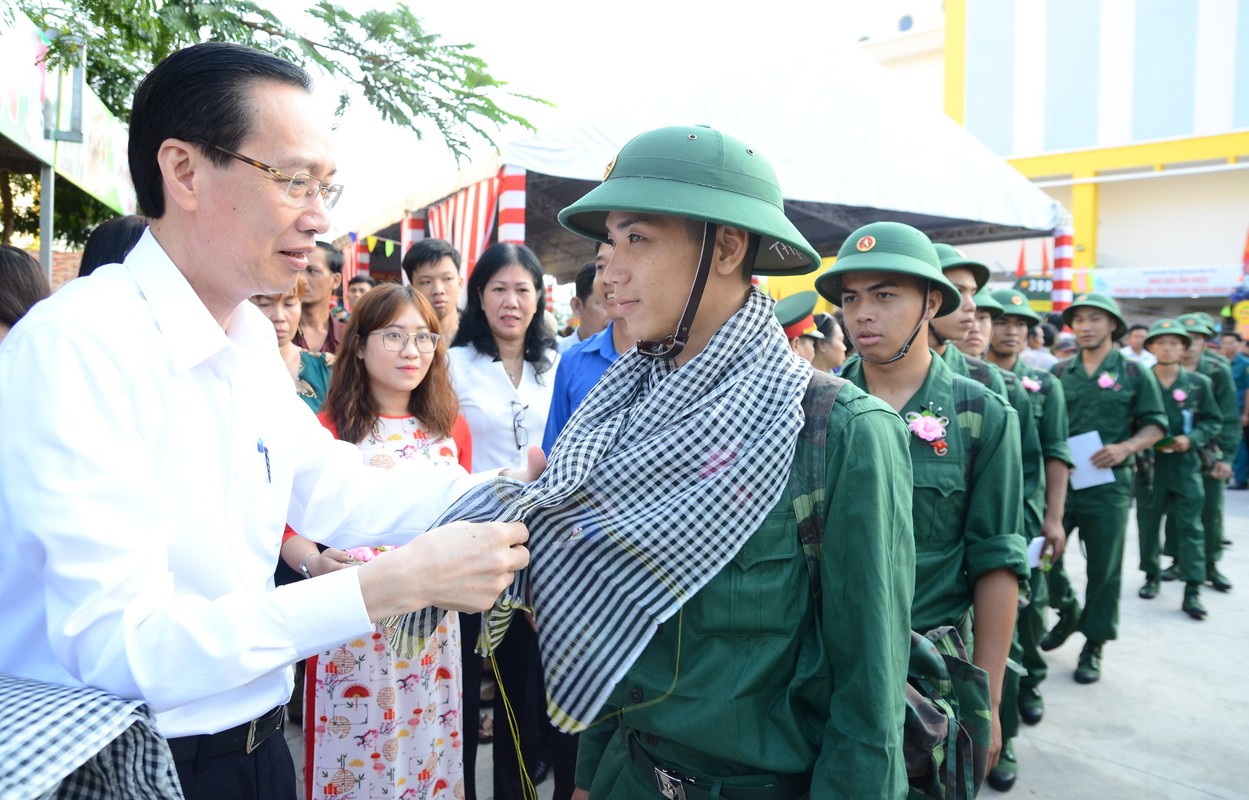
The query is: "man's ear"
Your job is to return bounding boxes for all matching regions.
[158,139,203,214]
[331,272,343,292]
[925,289,943,321]
[713,226,751,278]
[569,296,584,316]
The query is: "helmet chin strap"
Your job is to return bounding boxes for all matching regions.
[859,279,933,366]
[637,222,719,361]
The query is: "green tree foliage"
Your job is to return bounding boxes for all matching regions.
[2,171,117,248]
[3,0,544,245]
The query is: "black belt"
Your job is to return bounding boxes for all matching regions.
[627,733,809,800]
[166,705,285,762]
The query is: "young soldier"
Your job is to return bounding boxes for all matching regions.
[815,221,1027,778]
[774,290,825,364]
[987,290,1073,767]
[1159,313,1239,591]
[1136,319,1222,618]
[1041,293,1166,684]
[531,126,916,798]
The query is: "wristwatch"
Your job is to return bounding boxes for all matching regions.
[299,551,315,580]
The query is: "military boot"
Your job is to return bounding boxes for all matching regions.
[1182,584,1208,620]
[1138,575,1161,599]
[1159,562,1180,582]
[1040,604,1080,652]
[1207,565,1233,593]
[986,739,1018,792]
[1019,685,1044,725]
[1074,641,1102,684]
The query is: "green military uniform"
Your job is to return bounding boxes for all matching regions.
[1161,315,1238,586]
[1047,296,1167,669]
[574,383,916,797]
[842,352,1028,632]
[559,126,916,799]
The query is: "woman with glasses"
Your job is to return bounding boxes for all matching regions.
[447,243,559,800]
[287,284,473,800]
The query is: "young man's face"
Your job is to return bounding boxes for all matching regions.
[602,212,703,343]
[1148,334,1186,366]
[574,293,610,338]
[1126,328,1146,351]
[1220,334,1240,357]
[991,315,1030,358]
[955,309,993,356]
[930,267,978,343]
[1186,333,1210,358]
[412,256,462,320]
[839,270,937,363]
[593,242,622,322]
[1070,308,1115,350]
[790,335,816,364]
[346,281,373,307]
[302,247,339,307]
[194,80,335,301]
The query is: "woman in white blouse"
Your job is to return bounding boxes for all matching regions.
[447,242,560,800]
[448,242,559,471]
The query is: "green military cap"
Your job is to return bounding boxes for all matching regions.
[558,125,820,275]
[1144,318,1192,348]
[991,288,1041,324]
[933,242,991,291]
[1062,292,1127,341]
[813,221,961,317]
[775,290,824,339]
[972,287,1004,319]
[1176,313,1216,338]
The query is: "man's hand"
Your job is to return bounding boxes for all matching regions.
[501,446,548,484]
[1210,461,1233,480]
[1040,517,1066,562]
[570,789,591,800]
[1091,442,1133,468]
[987,708,1002,773]
[358,521,530,620]
[1167,435,1191,453]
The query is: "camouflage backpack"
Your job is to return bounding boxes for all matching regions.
[793,370,991,800]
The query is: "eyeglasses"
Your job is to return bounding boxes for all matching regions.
[206,144,344,210]
[369,330,441,353]
[511,400,529,450]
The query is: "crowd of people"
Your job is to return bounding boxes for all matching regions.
[0,41,1245,800]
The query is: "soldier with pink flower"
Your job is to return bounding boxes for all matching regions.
[1135,319,1223,619]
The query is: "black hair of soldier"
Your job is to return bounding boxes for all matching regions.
[348,275,376,288]
[573,261,596,301]
[400,238,462,284]
[129,42,313,219]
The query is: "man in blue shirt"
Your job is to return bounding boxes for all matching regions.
[1222,331,1249,489]
[543,242,635,452]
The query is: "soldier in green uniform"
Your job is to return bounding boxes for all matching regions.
[1041,293,1167,684]
[815,221,1027,778]
[1136,319,1222,619]
[982,288,1074,791]
[774,290,824,365]
[554,126,916,799]
[1159,313,1238,593]
[954,286,998,361]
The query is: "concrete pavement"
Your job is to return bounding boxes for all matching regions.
[289,487,1248,800]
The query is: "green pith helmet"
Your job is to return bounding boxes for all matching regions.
[992,288,1041,324]
[972,287,1004,319]
[814,221,961,316]
[1062,292,1127,341]
[933,242,991,291]
[1177,313,1216,339]
[1144,318,1192,348]
[557,125,820,275]
[775,291,824,339]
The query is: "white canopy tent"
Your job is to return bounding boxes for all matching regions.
[347,47,1062,283]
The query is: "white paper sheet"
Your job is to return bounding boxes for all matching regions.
[1068,430,1117,491]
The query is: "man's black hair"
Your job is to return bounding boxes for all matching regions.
[1128,323,1149,334]
[573,261,596,301]
[348,275,376,288]
[1222,331,1243,343]
[79,216,148,277]
[129,42,313,219]
[1039,322,1058,348]
[315,241,343,274]
[401,238,461,284]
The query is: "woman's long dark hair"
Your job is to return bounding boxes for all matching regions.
[450,242,557,377]
[323,284,458,445]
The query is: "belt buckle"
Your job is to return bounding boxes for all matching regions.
[245,716,261,754]
[654,767,687,800]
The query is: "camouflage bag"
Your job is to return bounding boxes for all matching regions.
[793,370,991,800]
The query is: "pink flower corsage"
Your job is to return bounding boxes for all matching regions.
[1021,377,1042,393]
[1097,372,1120,391]
[344,545,393,563]
[905,406,950,456]
[1172,388,1187,403]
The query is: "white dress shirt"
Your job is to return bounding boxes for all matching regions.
[0,231,485,737]
[1119,345,1157,368]
[448,345,558,471]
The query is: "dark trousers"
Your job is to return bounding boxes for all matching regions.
[173,724,295,800]
[462,611,483,800]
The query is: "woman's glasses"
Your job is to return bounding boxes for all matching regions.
[369,330,441,353]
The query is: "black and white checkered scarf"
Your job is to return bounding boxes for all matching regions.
[388,288,811,731]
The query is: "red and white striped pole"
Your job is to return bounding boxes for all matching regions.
[1051,224,1074,311]
[498,166,526,244]
[400,214,425,285]
[355,238,371,278]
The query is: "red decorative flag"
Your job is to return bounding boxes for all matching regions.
[1015,241,1027,278]
[1242,224,1249,276]
[1041,240,1051,277]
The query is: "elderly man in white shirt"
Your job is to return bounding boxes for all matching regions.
[0,43,535,800]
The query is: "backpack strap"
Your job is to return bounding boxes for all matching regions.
[791,370,846,601]
[951,376,985,487]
